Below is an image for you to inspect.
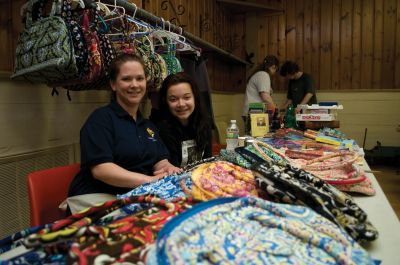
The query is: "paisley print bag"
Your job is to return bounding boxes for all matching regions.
[186,161,258,200]
[152,197,374,265]
[50,8,104,90]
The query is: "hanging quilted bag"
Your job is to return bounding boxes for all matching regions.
[50,7,104,90]
[11,0,79,83]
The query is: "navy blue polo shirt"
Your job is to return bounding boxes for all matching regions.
[68,100,170,196]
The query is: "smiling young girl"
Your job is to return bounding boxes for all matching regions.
[156,72,212,167]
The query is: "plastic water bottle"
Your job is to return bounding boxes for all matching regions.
[284,104,297,129]
[226,120,239,151]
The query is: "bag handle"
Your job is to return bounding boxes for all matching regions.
[303,150,359,171]
[25,0,59,28]
[235,146,268,165]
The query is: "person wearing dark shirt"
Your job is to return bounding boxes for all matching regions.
[155,72,212,167]
[279,60,317,113]
[67,53,181,213]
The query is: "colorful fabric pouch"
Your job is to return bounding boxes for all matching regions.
[97,32,116,75]
[301,152,375,195]
[255,162,378,242]
[160,42,182,75]
[49,9,103,90]
[117,158,219,215]
[0,195,197,264]
[59,0,88,76]
[138,37,165,92]
[249,140,375,196]
[118,172,192,214]
[151,196,375,265]
[233,147,378,242]
[187,161,258,201]
[67,196,197,264]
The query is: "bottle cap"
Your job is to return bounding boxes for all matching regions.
[230,120,236,123]
[245,139,255,146]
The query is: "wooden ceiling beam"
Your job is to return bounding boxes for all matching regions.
[216,0,284,13]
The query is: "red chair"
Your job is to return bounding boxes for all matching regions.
[27,163,80,227]
[212,138,226,156]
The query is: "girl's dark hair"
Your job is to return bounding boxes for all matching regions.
[247,55,279,82]
[279,60,300,77]
[108,53,147,100]
[159,72,210,153]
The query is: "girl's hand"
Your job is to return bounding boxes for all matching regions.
[153,159,183,176]
[153,165,182,176]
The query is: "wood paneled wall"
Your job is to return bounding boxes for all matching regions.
[143,0,233,51]
[255,0,400,91]
[0,0,24,73]
[142,0,247,92]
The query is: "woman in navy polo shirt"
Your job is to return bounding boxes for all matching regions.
[67,53,181,213]
[155,72,212,167]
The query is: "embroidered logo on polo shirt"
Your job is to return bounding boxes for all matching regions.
[147,128,155,138]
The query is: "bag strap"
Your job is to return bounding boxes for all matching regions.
[325,174,366,185]
[235,146,267,165]
[304,151,359,171]
[60,0,74,22]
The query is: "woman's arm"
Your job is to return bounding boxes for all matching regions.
[281,99,293,112]
[259,91,276,113]
[91,162,164,188]
[299,92,314,105]
[295,92,314,113]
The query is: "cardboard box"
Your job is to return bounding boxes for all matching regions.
[250,113,269,137]
[302,120,340,129]
[296,113,337,121]
[248,102,266,112]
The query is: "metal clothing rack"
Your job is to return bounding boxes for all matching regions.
[101,0,249,65]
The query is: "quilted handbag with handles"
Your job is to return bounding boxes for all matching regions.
[50,9,103,90]
[51,5,116,91]
[11,0,78,83]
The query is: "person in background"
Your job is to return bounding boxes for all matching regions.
[242,55,280,121]
[67,53,181,213]
[279,60,317,113]
[155,72,212,167]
